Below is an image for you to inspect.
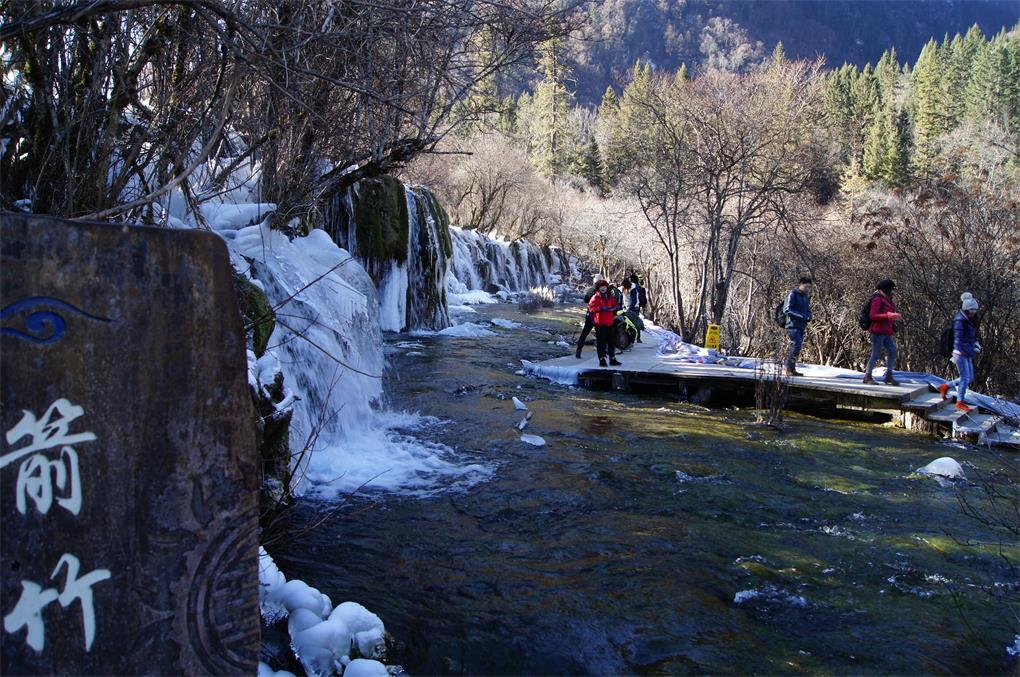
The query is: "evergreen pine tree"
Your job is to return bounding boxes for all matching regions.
[570,136,607,195]
[529,36,575,176]
[912,39,949,173]
[597,86,623,186]
[850,64,881,173]
[862,109,889,180]
[884,108,911,187]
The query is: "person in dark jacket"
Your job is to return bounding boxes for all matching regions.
[863,279,902,385]
[575,273,605,358]
[782,277,813,376]
[942,292,981,412]
[588,279,622,367]
[630,274,647,317]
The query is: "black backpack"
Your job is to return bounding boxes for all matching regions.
[774,299,787,328]
[938,325,954,358]
[857,295,875,330]
[638,285,647,308]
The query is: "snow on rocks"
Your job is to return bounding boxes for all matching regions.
[259,662,297,677]
[520,434,546,447]
[342,659,390,677]
[436,322,496,338]
[512,396,529,411]
[260,547,388,677]
[490,317,523,329]
[916,457,965,479]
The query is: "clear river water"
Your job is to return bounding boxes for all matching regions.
[273,304,1019,675]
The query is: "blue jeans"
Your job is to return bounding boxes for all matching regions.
[953,354,973,402]
[786,327,804,369]
[866,333,897,378]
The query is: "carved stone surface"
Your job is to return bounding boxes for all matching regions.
[0,213,259,675]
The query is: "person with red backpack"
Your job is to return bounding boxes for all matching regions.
[863,279,902,385]
[588,279,622,367]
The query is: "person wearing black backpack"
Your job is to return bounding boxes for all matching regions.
[938,292,981,412]
[779,277,813,376]
[862,279,902,385]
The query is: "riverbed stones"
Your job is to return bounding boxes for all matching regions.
[0,214,258,675]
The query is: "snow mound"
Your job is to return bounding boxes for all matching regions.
[448,289,499,305]
[521,359,582,386]
[343,659,390,677]
[491,317,523,329]
[916,457,965,479]
[512,396,529,411]
[436,322,496,338]
[521,434,546,447]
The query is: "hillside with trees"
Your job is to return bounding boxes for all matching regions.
[557,0,1019,103]
[408,22,1020,400]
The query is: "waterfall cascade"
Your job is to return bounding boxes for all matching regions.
[445,226,575,303]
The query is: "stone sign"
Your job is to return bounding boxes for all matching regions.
[0,214,259,675]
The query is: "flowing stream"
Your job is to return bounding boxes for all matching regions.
[273,304,1019,675]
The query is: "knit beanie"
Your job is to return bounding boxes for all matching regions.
[877,279,896,293]
[594,273,606,283]
[961,292,979,312]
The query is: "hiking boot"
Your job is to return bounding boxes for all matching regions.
[575,347,582,359]
[609,358,622,366]
[863,374,875,384]
[955,401,973,413]
[884,375,901,386]
[938,383,950,400]
[599,359,608,367]
[784,367,803,377]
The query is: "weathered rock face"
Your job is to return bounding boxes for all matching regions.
[0,214,259,675]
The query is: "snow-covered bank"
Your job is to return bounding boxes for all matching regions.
[259,547,391,677]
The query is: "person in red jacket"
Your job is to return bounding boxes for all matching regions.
[588,279,622,367]
[863,279,902,385]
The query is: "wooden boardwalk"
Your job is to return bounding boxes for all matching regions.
[531,340,1020,448]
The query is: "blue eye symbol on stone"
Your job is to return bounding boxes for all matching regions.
[0,297,113,345]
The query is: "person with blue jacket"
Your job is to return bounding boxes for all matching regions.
[782,277,813,376]
[943,292,981,412]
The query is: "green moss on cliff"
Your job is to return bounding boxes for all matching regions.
[234,272,275,357]
[354,176,409,265]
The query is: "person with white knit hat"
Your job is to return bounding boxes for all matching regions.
[939,292,981,411]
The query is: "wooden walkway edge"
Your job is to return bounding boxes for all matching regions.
[528,340,1020,449]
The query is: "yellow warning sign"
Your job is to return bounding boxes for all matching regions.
[705,324,721,350]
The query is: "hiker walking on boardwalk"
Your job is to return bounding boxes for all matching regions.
[589,279,622,368]
[940,292,981,412]
[576,274,605,358]
[781,277,813,377]
[863,279,902,385]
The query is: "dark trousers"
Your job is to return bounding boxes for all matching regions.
[577,313,595,350]
[595,325,615,360]
[786,326,804,369]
